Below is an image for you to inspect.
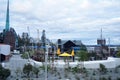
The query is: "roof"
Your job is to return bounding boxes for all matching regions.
[72,40,82,45]
[60,40,82,46]
[0,44,10,46]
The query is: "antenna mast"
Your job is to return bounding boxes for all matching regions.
[101,28,103,40]
[37,29,40,42]
[27,26,30,37]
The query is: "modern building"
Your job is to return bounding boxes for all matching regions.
[57,39,84,52]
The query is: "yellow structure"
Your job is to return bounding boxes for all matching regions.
[71,49,75,56]
[57,48,61,55]
[59,52,72,57]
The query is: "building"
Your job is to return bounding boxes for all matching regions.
[3,28,18,50]
[22,32,29,39]
[94,29,109,58]
[95,39,109,56]
[0,0,18,51]
[57,39,84,52]
[0,44,10,62]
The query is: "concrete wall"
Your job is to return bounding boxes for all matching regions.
[31,57,120,69]
[0,44,10,55]
[84,59,115,69]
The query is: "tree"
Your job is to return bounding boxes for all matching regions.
[76,44,88,61]
[0,64,11,80]
[77,50,88,61]
[32,66,40,78]
[80,44,87,51]
[116,48,120,57]
[23,63,33,77]
[18,33,30,47]
[17,35,24,47]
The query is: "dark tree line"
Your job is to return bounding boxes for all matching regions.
[17,33,30,47]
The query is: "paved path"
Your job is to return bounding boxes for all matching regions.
[3,54,29,70]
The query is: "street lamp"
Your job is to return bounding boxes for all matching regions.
[45,43,50,80]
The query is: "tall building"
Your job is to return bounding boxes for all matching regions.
[41,30,46,48]
[0,0,18,51]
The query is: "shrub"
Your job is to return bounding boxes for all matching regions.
[72,66,79,73]
[99,64,107,74]
[32,66,39,78]
[58,75,61,79]
[100,77,107,80]
[117,77,120,80]
[108,76,111,80]
[21,52,29,59]
[75,75,80,80]
[23,63,33,77]
[93,71,96,75]
[80,67,87,73]
[0,64,11,80]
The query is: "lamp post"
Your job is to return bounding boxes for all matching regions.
[0,47,1,63]
[45,44,50,80]
[108,38,110,56]
[31,39,34,51]
[54,46,56,62]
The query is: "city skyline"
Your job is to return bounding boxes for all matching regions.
[0,0,120,45]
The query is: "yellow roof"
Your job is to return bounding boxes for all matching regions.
[59,52,72,57]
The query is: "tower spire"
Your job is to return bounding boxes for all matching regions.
[100,28,102,40]
[5,0,10,31]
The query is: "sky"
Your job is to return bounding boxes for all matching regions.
[0,0,120,45]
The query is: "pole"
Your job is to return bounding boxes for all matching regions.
[108,38,110,56]
[27,26,30,37]
[0,53,2,64]
[54,46,55,61]
[32,39,34,51]
[52,46,55,68]
[45,44,48,80]
[0,47,1,63]
[0,46,1,63]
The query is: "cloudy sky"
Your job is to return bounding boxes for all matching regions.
[0,0,120,45]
